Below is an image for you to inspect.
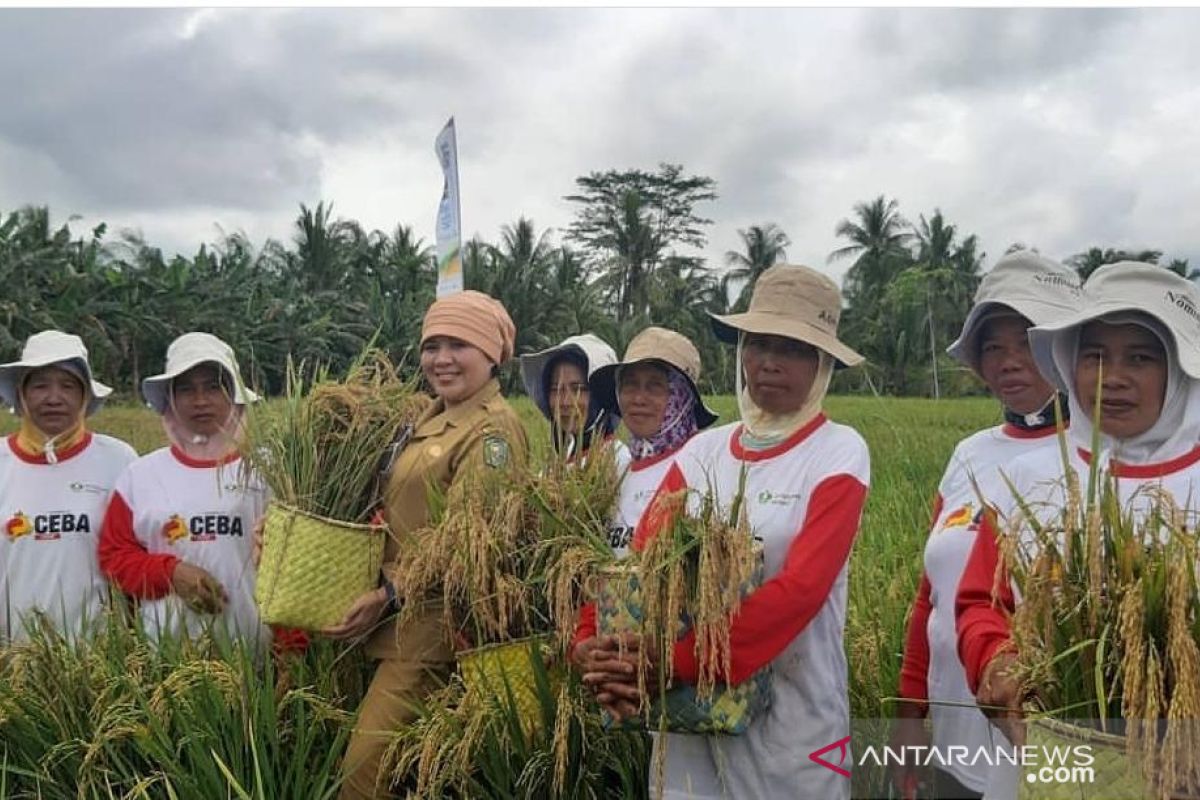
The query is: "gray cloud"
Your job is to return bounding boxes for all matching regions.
[2,7,1200,278]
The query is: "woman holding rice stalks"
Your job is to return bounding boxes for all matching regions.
[891,252,1081,799]
[593,265,871,800]
[0,330,136,644]
[97,332,274,646]
[955,262,1200,793]
[336,290,528,800]
[520,333,624,463]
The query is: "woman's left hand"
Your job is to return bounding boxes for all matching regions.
[322,587,389,640]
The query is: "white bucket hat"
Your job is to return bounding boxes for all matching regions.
[141,332,259,414]
[709,264,863,368]
[519,334,618,418]
[0,330,112,416]
[1029,261,1200,387]
[946,251,1082,371]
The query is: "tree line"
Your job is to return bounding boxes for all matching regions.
[2,166,1193,399]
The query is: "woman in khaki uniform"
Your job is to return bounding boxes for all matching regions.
[327,290,529,800]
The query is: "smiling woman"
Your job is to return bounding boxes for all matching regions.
[0,330,137,645]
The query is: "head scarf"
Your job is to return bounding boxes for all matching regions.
[736,332,834,449]
[161,369,245,463]
[15,365,89,464]
[542,351,618,458]
[621,365,700,461]
[420,290,516,365]
[1047,311,1200,465]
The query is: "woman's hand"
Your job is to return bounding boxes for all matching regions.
[251,516,265,568]
[976,652,1026,746]
[580,633,662,723]
[171,562,228,614]
[322,587,389,640]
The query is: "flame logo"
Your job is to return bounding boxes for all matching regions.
[5,511,31,540]
[163,514,188,543]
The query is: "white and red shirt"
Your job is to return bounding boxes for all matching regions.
[899,423,1060,792]
[0,433,136,643]
[957,442,1200,694]
[637,414,870,800]
[98,446,269,645]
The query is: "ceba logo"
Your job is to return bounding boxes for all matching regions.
[6,511,31,540]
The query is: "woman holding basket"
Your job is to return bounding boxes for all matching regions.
[333,290,529,800]
[590,265,871,800]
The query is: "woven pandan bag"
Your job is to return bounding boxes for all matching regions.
[254,502,385,631]
[595,553,772,735]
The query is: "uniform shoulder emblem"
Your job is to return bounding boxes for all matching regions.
[482,434,511,469]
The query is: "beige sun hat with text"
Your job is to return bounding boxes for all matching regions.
[589,326,719,428]
[141,332,259,414]
[710,264,863,368]
[0,330,113,415]
[946,251,1081,372]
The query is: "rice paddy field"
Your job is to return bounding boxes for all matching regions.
[0,395,1001,798]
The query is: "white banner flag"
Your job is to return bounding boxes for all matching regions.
[434,117,463,298]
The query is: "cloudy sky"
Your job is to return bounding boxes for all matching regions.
[3,7,1200,283]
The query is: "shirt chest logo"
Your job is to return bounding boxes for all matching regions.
[756,489,803,507]
[5,510,91,541]
[163,513,246,544]
[940,504,975,531]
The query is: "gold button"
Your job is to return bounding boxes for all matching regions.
[427,445,443,458]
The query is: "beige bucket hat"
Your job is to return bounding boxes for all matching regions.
[946,251,1082,371]
[1030,261,1200,384]
[0,330,113,415]
[710,264,863,368]
[141,332,259,414]
[589,326,719,428]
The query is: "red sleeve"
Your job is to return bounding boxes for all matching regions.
[671,474,867,686]
[631,462,688,553]
[954,513,1016,694]
[98,491,180,599]
[271,627,310,654]
[570,603,597,652]
[897,493,944,710]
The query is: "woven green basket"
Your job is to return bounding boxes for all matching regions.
[458,636,558,738]
[595,554,771,735]
[1018,718,1145,799]
[254,502,385,631]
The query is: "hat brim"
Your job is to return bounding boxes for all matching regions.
[1029,297,1200,385]
[0,357,112,416]
[589,359,719,431]
[945,299,1076,370]
[709,311,864,369]
[519,344,587,418]
[141,357,260,414]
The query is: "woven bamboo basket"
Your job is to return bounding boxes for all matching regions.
[1017,718,1145,799]
[458,636,556,737]
[254,502,385,631]
[595,552,771,735]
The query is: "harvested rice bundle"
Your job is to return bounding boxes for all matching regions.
[242,349,430,631]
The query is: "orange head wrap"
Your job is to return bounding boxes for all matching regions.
[420,290,516,364]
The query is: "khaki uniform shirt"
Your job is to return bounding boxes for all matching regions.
[366,378,528,658]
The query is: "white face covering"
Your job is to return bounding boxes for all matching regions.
[736,332,834,446]
[1048,312,1200,465]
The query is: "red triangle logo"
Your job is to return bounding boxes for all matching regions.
[808,735,852,778]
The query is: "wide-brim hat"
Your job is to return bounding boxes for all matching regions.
[590,326,719,429]
[0,330,112,416]
[519,333,618,418]
[141,332,259,414]
[1029,261,1200,389]
[709,264,863,368]
[947,251,1082,371]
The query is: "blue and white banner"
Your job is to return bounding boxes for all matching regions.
[434,117,463,298]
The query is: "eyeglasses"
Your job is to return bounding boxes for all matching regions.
[548,383,589,397]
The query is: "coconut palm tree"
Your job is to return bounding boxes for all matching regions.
[722,223,790,312]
